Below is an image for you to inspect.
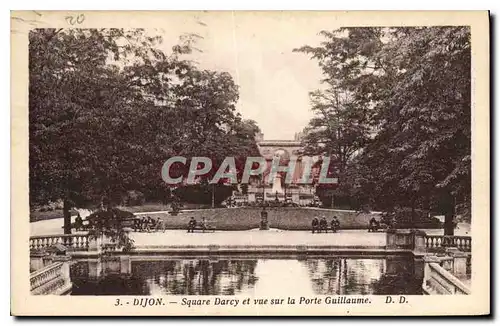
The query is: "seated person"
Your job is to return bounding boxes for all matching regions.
[319,217,328,232]
[74,213,84,230]
[155,217,165,232]
[331,216,340,232]
[133,218,142,232]
[311,217,319,233]
[140,216,148,231]
[144,216,153,232]
[200,217,207,230]
[187,217,197,233]
[368,217,379,232]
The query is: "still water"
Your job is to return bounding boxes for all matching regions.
[70,256,422,296]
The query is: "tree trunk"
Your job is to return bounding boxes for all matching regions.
[410,196,416,229]
[63,199,72,234]
[444,210,455,235]
[443,193,455,236]
[212,184,215,208]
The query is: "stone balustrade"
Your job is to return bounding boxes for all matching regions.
[387,230,472,253]
[30,259,72,295]
[30,234,89,251]
[425,235,471,252]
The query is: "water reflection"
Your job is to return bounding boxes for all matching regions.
[137,260,259,295]
[302,257,421,295]
[70,256,422,296]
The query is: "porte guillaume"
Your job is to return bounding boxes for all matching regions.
[299,296,371,305]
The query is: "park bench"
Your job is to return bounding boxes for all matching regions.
[130,217,166,232]
[367,222,389,232]
[312,225,339,233]
[61,220,90,232]
[187,225,216,233]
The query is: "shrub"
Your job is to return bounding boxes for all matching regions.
[124,190,145,206]
[173,184,233,206]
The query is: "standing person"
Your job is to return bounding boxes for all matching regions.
[311,217,319,233]
[187,216,196,233]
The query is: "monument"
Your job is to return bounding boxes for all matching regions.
[237,132,320,205]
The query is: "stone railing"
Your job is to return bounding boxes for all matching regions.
[30,260,72,295]
[422,261,470,295]
[30,234,89,251]
[425,235,471,252]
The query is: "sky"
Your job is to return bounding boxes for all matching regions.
[154,12,339,140]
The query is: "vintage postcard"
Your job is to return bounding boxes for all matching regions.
[11,10,490,316]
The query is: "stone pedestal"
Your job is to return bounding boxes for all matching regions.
[446,247,469,277]
[248,193,256,203]
[259,209,269,230]
[53,255,71,281]
[412,229,427,253]
[271,175,284,194]
[88,235,103,254]
[88,259,103,279]
[440,257,454,272]
[292,193,300,204]
[386,229,413,250]
[120,256,131,275]
[30,251,47,272]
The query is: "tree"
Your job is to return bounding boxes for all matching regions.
[29,28,174,233]
[29,28,261,233]
[295,27,470,234]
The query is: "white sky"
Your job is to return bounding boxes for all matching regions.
[154,12,338,140]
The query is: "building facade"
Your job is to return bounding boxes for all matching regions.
[235,132,320,205]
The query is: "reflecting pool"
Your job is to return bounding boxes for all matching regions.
[70,255,423,295]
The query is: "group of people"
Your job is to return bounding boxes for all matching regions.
[312,216,340,233]
[187,217,209,233]
[133,216,164,232]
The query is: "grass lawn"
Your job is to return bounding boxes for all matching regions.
[118,203,171,213]
[31,205,441,231]
[30,203,171,222]
[139,207,381,231]
[30,209,68,222]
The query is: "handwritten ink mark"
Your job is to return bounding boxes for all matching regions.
[65,14,85,26]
